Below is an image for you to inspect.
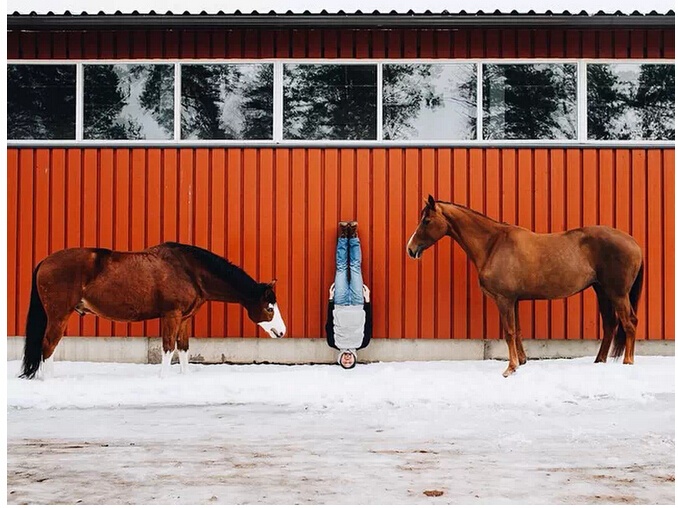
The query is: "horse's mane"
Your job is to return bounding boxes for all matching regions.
[162,242,269,301]
[436,200,509,226]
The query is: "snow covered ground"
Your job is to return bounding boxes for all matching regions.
[7,357,675,504]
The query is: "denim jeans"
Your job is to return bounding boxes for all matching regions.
[333,237,364,306]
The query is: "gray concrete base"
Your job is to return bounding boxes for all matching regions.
[6,336,674,364]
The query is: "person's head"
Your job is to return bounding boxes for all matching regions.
[339,351,356,369]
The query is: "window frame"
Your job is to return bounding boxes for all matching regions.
[180,61,276,141]
[7,60,79,142]
[583,59,676,143]
[6,58,674,147]
[81,61,177,142]
[282,61,379,142]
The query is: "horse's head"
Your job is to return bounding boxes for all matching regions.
[407,195,449,259]
[246,280,287,338]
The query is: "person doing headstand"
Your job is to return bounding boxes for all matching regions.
[326,221,372,369]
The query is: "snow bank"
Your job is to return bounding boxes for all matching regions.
[7,356,673,411]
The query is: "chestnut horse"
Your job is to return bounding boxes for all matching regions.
[407,196,644,377]
[20,242,286,379]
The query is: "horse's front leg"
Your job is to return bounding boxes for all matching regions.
[176,320,190,374]
[514,301,527,366]
[495,297,519,377]
[159,312,182,378]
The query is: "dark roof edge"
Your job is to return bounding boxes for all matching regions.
[8,13,676,30]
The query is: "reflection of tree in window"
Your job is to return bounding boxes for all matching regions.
[587,65,627,140]
[588,64,674,140]
[135,65,174,137]
[284,65,377,140]
[84,64,174,140]
[8,65,76,140]
[384,65,443,139]
[181,64,273,140]
[483,64,576,140]
[241,65,274,140]
[84,65,142,139]
[636,64,674,140]
[383,64,476,140]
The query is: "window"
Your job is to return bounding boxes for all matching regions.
[84,64,174,140]
[7,60,675,145]
[8,64,76,140]
[283,64,377,140]
[483,63,577,140]
[181,63,273,140]
[587,63,675,141]
[383,64,477,140]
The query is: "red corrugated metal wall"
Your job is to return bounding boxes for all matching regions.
[7,27,675,340]
[7,147,675,340]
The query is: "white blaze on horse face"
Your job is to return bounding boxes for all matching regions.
[406,231,417,256]
[406,230,423,259]
[258,303,286,338]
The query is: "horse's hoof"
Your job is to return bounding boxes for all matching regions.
[502,367,516,378]
[594,358,606,364]
[519,358,527,366]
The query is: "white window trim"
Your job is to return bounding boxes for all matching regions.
[7,58,675,147]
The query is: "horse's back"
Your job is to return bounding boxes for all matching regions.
[39,247,113,279]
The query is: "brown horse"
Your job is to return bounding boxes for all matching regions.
[407,196,644,377]
[20,242,286,379]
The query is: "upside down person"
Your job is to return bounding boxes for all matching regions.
[326,222,372,369]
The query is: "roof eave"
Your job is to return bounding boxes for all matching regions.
[8,14,676,30]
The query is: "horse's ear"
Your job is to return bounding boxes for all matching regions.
[427,195,436,209]
[268,279,277,288]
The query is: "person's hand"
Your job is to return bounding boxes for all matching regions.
[329,283,335,300]
[362,285,370,303]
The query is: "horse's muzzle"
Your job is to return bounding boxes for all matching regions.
[407,246,422,259]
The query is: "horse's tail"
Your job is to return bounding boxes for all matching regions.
[612,261,644,359]
[20,261,47,379]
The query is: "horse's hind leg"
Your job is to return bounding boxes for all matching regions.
[176,320,190,375]
[160,313,182,378]
[613,297,638,365]
[41,317,70,379]
[594,286,618,363]
[514,302,527,365]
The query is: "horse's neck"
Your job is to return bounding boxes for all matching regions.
[200,273,248,305]
[442,205,503,269]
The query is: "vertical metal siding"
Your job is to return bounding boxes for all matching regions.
[7,147,675,340]
[7,27,675,59]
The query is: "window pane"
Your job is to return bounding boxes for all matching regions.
[588,64,674,141]
[181,64,273,140]
[8,65,76,140]
[483,64,577,140]
[84,64,174,140]
[284,64,377,140]
[384,64,477,140]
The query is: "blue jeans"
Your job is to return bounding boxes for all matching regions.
[334,237,364,306]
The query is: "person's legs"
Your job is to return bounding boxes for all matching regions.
[333,234,350,306]
[348,233,364,305]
